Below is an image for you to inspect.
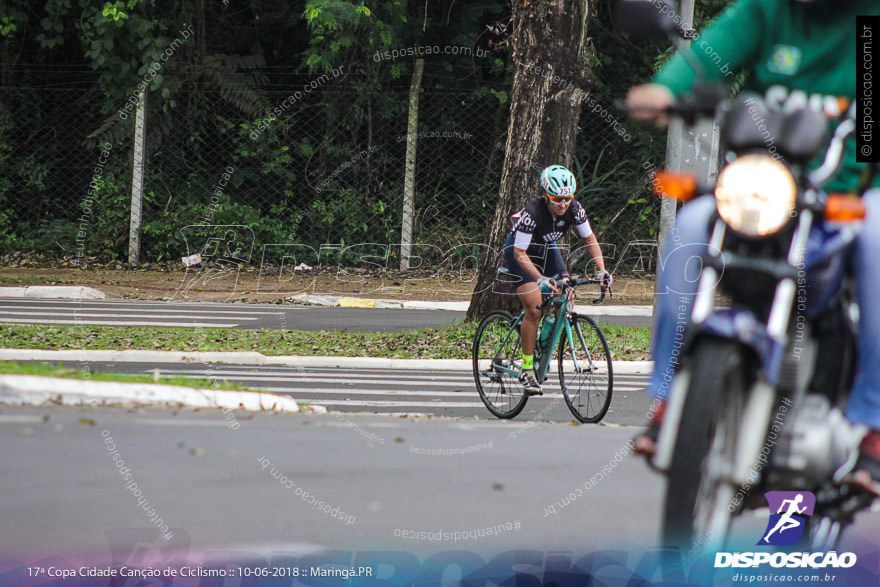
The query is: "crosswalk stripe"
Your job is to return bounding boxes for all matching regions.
[293,399,488,408]
[151,369,476,379]
[153,373,641,392]
[153,368,648,382]
[157,373,477,386]
[262,387,599,400]
[261,386,640,396]
[181,377,480,388]
[0,299,313,313]
[255,387,482,397]
[0,304,274,315]
[0,312,260,321]
[0,318,241,327]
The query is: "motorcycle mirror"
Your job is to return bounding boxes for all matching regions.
[614,0,687,42]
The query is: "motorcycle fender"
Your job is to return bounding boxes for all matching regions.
[694,309,787,385]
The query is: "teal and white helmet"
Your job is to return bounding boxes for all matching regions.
[540,165,576,198]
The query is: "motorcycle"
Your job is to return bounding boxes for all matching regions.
[616,0,876,552]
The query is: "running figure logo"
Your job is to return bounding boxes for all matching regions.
[758,491,816,546]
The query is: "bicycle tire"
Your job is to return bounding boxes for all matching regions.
[472,310,529,419]
[557,314,613,423]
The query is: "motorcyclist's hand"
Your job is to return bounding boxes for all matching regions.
[626,84,674,126]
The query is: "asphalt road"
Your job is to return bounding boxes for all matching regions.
[0,298,652,330]
[0,404,662,560]
[2,405,878,584]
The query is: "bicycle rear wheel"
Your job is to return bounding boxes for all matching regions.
[472,311,529,419]
[557,315,613,423]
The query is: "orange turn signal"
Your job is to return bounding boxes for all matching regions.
[652,170,697,201]
[825,194,866,222]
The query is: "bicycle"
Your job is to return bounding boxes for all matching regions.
[472,277,613,422]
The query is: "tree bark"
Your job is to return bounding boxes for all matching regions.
[466,0,596,321]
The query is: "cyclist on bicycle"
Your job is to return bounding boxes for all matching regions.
[505,164,613,395]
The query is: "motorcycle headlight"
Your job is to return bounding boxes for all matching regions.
[714,154,797,236]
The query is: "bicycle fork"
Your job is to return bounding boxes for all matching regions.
[563,317,595,375]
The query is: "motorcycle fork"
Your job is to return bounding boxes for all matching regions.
[656,212,814,482]
[733,211,815,485]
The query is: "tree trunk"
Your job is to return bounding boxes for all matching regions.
[466,0,596,321]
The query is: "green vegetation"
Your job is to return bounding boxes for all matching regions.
[1,0,732,262]
[0,322,651,360]
[0,360,249,391]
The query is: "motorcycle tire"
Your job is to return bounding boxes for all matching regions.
[662,338,754,550]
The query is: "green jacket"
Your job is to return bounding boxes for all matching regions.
[655,0,880,192]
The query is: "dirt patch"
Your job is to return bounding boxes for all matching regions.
[0,266,657,305]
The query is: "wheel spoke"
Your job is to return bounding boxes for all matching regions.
[557,316,613,423]
[472,311,529,419]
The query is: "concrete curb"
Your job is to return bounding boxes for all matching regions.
[0,288,652,316]
[292,294,653,315]
[0,286,106,299]
[291,294,468,311]
[0,349,654,374]
[0,373,327,414]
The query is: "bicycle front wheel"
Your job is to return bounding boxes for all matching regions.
[557,315,613,423]
[472,310,529,419]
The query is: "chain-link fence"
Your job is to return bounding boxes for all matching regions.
[0,78,664,278]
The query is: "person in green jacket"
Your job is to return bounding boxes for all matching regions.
[627,0,880,492]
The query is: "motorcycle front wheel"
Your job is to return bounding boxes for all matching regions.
[662,338,754,551]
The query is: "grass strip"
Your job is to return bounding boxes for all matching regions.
[0,360,249,391]
[0,323,651,360]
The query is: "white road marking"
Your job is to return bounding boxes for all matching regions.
[159,374,479,387]
[253,387,491,397]
[297,399,487,408]
[0,304,273,315]
[145,374,641,394]
[149,368,644,381]
[0,312,259,320]
[0,318,241,327]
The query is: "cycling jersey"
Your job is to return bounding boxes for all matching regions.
[504,234,568,286]
[510,197,593,253]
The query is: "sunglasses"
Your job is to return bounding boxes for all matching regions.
[546,194,573,204]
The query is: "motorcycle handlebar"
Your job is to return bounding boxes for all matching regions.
[615,84,726,125]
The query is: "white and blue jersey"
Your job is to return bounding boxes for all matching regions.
[504,197,594,284]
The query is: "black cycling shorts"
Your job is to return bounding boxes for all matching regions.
[503,233,568,287]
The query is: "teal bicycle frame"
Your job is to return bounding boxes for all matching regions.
[473,274,613,422]
[494,278,603,382]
